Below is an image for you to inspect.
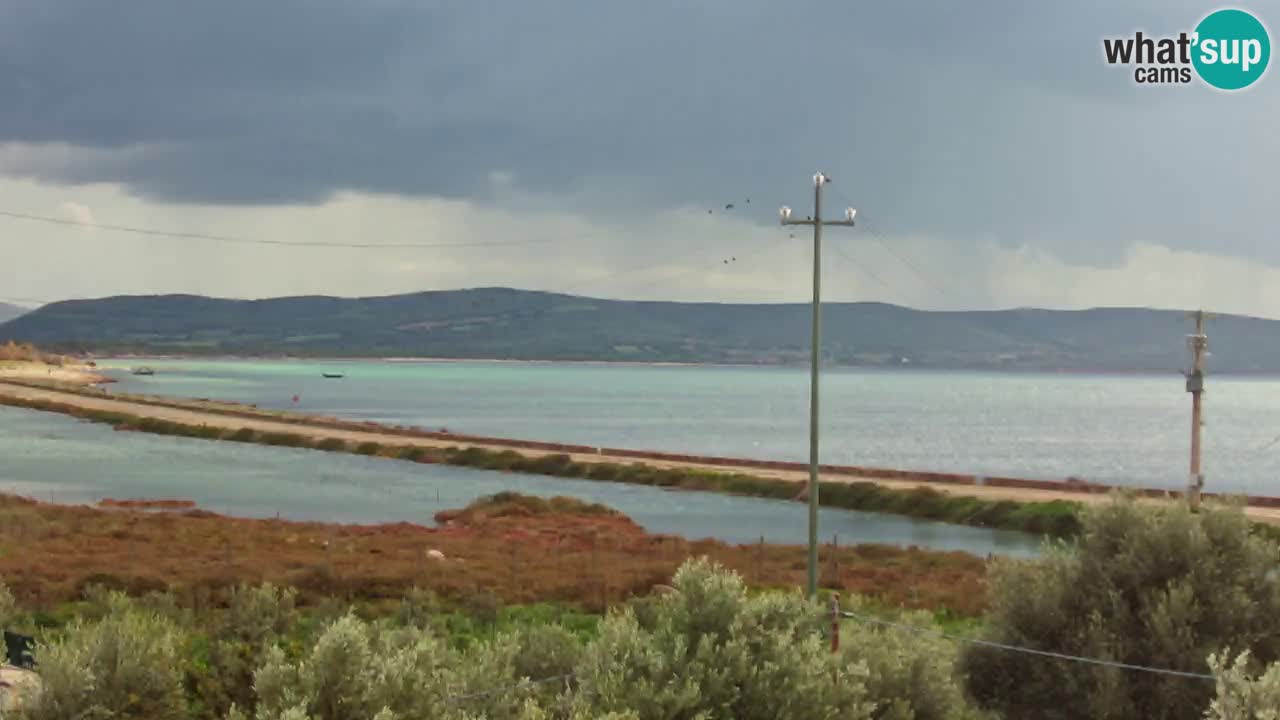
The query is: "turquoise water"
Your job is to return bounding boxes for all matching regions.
[0,405,1040,556]
[100,358,1280,494]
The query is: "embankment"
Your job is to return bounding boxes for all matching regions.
[3,378,1277,536]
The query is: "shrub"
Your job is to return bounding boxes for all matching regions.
[396,446,426,462]
[251,613,460,720]
[261,432,307,448]
[187,584,299,719]
[195,424,225,440]
[572,557,876,720]
[1206,651,1280,719]
[355,441,382,456]
[524,454,575,476]
[228,428,257,443]
[0,581,14,627]
[509,624,583,683]
[315,437,347,453]
[393,587,443,630]
[961,495,1280,720]
[842,601,991,720]
[22,591,187,720]
[0,581,14,663]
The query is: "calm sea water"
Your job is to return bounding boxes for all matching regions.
[0,405,1040,556]
[100,358,1280,494]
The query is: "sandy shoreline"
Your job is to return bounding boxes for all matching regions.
[4,375,1279,525]
[0,360,112,385]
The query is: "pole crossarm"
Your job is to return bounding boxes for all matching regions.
[782,219,856,227]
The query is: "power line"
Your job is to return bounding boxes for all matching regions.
[821,188,970,305]
[858,220,971,304]
[0,210,568,250]
[442,673,577,705]
[556,231,786,299]
[840,610,1215,681]
[0,234,787,311]
[828,240,893,293]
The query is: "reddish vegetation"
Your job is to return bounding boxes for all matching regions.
[0,493,990,616]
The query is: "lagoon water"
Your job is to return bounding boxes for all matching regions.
[99,358,1280,494]
[0,405,1041,556]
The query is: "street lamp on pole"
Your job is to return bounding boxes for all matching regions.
[781,172,856,599]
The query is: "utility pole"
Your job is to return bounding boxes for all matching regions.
[781,173,857,598]
[1184,310,1213,509]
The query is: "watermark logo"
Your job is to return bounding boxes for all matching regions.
[1103,8,1270,90]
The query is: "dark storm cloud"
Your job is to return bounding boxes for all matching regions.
[1,1,1277,265]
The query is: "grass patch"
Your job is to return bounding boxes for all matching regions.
[315,437,347,452]
[395,445,426,461]
[259,432,308,448]
[227,428,257,443]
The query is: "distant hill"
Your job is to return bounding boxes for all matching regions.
[0,287,1275,371]
[0,302,28,325]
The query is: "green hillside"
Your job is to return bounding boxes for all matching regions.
[1,287,1274,371]
[0,302,28,325]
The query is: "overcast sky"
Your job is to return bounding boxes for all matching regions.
[1,1,1277,315]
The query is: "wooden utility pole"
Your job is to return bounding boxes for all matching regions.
[1185,310,1213,509]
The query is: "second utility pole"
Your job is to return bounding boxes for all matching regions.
[781,172,857,598]
[1185,309,1213,509]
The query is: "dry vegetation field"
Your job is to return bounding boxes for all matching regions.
[0,492,990,617]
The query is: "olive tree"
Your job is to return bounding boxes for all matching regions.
[0,580,14,668]
[21,591,187,720]
[573,557,964,720]
[1205,651,1280,719]
[842,602,993,720]
[961,496,1280,720]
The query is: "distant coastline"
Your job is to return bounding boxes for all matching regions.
[85,352,1269,377]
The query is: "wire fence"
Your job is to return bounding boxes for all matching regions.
[442,673,579,706]
[837,609,1216,682]
[436,593,1224,708]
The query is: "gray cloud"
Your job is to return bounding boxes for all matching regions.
[1,0,1278,272]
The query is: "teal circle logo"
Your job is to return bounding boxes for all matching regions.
[1192,9,1270,90]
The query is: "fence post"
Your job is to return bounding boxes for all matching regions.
[829,592,840,653]
[831,533,839,585]
[591,531,601,610]
[747,532,757,584]
[510,540,518,600]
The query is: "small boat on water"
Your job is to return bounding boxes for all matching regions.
[321,372,345,379]
[131,367,155,376]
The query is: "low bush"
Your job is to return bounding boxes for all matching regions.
[22,591,187,720]
[314,437,347,453]
[228,428,257,443]
[395,445,426,462]
[260,432,308,448]
[1208,651,1280,719]
[962,497,1280,720]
